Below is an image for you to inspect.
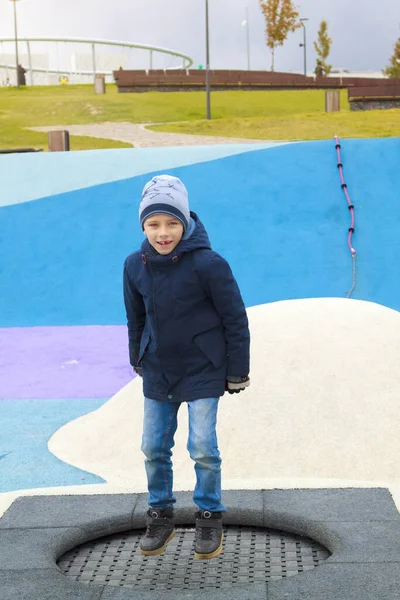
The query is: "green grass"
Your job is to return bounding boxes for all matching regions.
[149,109,400,141]
[0,124,132,152]
[0,84,137,151]
[0,85,343,123]
[0,84,398,150]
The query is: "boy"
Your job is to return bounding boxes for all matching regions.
[123,174,250,560]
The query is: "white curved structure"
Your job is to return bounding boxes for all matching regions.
[0,36,193,85]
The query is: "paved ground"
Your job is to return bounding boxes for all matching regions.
[0,489,400,600]
[30,122,268,148]
[1,489,399,600]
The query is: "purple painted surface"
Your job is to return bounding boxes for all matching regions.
[0,326,133,399]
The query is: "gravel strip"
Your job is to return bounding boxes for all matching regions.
[29,122,270,148]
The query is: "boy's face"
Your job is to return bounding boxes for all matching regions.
[143,213,184,255]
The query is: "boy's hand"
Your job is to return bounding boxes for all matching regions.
[134,366,143,378]
[226,376,250,394]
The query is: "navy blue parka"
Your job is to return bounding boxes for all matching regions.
[123,212,250,402]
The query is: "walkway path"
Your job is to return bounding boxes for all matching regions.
[30,122,269,148]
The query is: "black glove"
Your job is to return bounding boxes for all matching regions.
[133,366,143,378]
[225,375,250,394]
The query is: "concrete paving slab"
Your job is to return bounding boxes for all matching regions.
[0,489,398,599]
[0,494,138,538]
[0,569,104,600]
[99,582,268,600]
[263,511,341,553]
[262,488,400,557]
[325,520,400,563]
[263,488,398,521]
[267,562,400,600]
[219,489,264,525]
[0,527,86,570]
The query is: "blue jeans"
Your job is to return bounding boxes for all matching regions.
[141,397,226,512]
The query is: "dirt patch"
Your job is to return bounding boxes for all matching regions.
[85,104,102,116]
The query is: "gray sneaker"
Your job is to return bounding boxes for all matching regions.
[140,507,176,556]
[194,510,224,559]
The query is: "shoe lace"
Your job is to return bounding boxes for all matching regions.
[146,524,165,538]
[198,525,213,541]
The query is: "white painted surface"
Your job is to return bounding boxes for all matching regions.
[2,297,399,519]
[48,298,400,486]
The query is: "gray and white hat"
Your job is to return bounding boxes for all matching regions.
[139,174,190,232]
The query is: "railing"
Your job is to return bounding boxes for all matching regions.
[348,84,400,100]
[114,70,398,92]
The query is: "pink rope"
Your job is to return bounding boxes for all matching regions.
[334,135,356,255]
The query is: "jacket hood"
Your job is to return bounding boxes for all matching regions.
[140,212,211,265]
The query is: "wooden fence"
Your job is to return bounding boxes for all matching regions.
[113,69,399,93]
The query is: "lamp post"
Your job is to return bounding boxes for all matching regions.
[205,0,211,119]
[299,17,309,77]
[10,0,21,88]
[242,7,251,71]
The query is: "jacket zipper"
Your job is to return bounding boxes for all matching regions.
[150,263,170,395]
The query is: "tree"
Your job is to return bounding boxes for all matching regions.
[383,38,400,78]
[259,0,300,71]
[314,20,332,76]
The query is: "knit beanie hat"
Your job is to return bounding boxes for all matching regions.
[139,174,190,232]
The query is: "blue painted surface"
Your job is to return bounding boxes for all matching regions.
[0,398,107,493]
[1,138,399,328]
[1,137,399,494]
[0,143,279,207]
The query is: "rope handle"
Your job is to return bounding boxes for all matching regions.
[334,136,357,298]
[334,135,357,256]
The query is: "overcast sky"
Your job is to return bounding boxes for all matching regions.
[0,0,399,73]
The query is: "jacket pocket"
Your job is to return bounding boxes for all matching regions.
[193,326,226,369]
[138,331,151,364]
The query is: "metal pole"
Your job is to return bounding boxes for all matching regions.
[27,39,33,86]
[245,6,250,71]
[91,42,96,85]
[300,18,308,77]
[150,50,153,70]
[12,0,19,88]
[205,0,211,120]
